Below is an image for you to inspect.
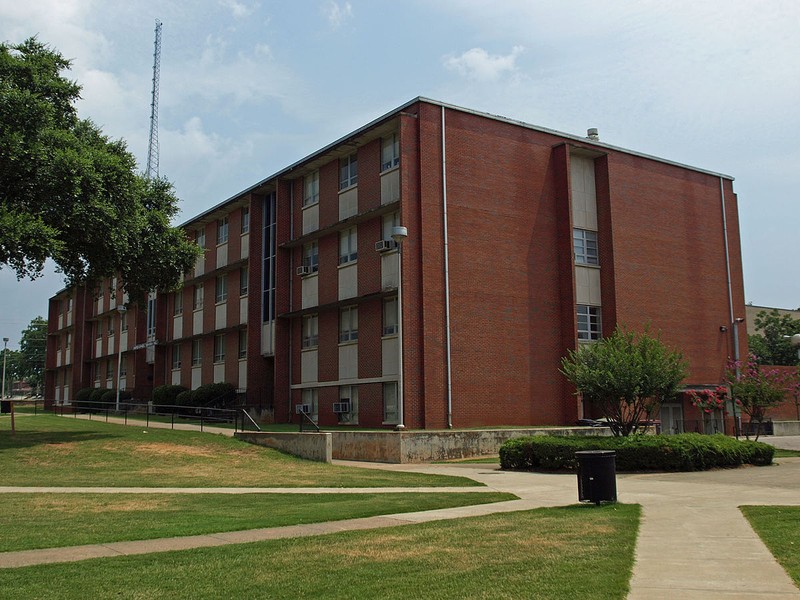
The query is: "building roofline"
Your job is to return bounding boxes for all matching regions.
[180,96,735,228]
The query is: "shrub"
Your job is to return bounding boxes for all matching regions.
[72,387,95,411]
[175,390,194,406]
[499,434,774,472]
[152,384,189,407]
[191,382,236,408]
[99,389,132,406]
[89,387,110,404]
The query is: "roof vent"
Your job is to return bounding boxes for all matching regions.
[587,128,599,141]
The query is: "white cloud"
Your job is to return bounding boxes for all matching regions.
[323,1,353,29]
[443,46,524,82]
[219,0,256,19]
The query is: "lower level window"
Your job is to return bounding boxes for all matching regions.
[577,305,602,341]
[302,388,318,421]
[214,334,225,363]
[383,382,398,424]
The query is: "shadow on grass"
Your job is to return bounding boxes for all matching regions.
[0,431,119,451]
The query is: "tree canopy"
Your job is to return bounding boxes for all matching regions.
[561,326,688,436]
[16,317,47,393]
[748,309,800,366]
[0,38,200,302]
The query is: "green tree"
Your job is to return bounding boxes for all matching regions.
[1,348,20,397]
[561,326,688,436]
[726,354,790,441]
[16,317,47,393]
[0,38,200,301]
[748,309,800,366]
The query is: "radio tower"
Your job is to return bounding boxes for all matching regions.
[146,20,162,180]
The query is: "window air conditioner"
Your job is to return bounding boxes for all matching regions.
[295,404,311,414]
[333,401,351,414]
[296,265,311,276]
[374,239,398,252]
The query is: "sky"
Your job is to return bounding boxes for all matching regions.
[1,0,798,348]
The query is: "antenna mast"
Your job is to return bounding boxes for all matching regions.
[146,19,162,179]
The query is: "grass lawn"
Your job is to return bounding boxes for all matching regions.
[773,448,800,458]
[741,505,800,587]
[0,491,514,552]
[0,504,640,599]
[0,414,480,488]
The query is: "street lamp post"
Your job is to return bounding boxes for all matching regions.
[2,337,8,402]
[115,306,127,412]
[391,226,408,430]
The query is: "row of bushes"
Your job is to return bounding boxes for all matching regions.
[73,387,131,409]
[153,382,237,409]
[499,433,774,472]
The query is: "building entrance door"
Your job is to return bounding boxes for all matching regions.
[659,403,683,435]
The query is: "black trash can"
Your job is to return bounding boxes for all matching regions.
[576,450,617,505]
[0,400,10,414]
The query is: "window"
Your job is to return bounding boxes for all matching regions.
[240,267,249,296]
[120,358,127,378]
[339,227,358,265]
[383,297,398,336]
[302,314,319,349]
[217,216,229,245]
[106,360,114,380]
[383,382,399,423]
[573,229,599,265]
[107,317,114,335]
[339,306,358,343]
[121,310,128,332]
[196,227,206,248]
[577,305,602,341]
[339,153,358,190]
[214,334,225,363]
[216,274,228,304]
[173,291,183,316]
[192,339,202,366]
[238,329,247,359]
[146,295,156,337]
[303,171,319,207]
[302,241,319,273]
[381,133,399,171]
[67,297,73,312]
[65,332,72,349]
[338,385,358,424]
[96,323,102,339]
[172,345,181,370]
[193,284,204,310]
[262,192,277,323]
[301,388,319,420]
[241,207,250,234]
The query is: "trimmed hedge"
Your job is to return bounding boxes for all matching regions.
[499,433,774,472]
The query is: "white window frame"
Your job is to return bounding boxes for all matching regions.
[172,345,181,370]
[339,306,358,343]
[302,388,319,421]
[381,133,399,171]
[303,171,320,207]
[193,284,204,311]
[216,274,228,304]
[383,382,399,424]
[192,339,202,366]
[240,267,249,296]
[382,211,400,241]
[339,153,358,190]
[213,334,225,363]
[382,296,398,336]
[241,207,250,234]
[217,216,229,245]
[302,241,319,273]
[173,291,183,316]
[339,227,358,265]
[302,314,319,349]
[577,305,602,341]
[238,329,247,359]
[196,227,206,249]
[338,385,358,424]
[573,228,599,266]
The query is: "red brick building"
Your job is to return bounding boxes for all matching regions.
[45,98,747,429]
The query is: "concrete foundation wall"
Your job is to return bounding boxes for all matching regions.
[772,421,800,436]
[235,432,332,463]
[332,427,610,463]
